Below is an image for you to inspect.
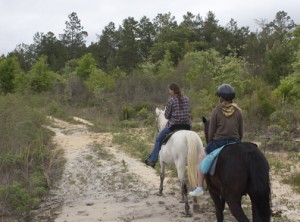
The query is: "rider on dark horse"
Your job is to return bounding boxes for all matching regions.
[189,83,243,196]
[145,83,192,168]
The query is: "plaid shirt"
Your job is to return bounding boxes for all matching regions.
[165,95,192,128]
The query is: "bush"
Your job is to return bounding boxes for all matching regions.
[120,105,135,120]
[136,107,148,119]
[116,120,140,128]
[29,170,48,197]
[48,100,66,118]
[0,94,63,218]
[270,106,299,133]
[0,182,40,215]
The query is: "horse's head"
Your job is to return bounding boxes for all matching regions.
[155,107,161,116]
[202,116,210,144]
[156,107,167,132]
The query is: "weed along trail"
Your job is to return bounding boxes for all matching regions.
[33,117,300,222]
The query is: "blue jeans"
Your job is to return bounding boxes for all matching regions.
[205,139,240,154]
[149,127,171,162]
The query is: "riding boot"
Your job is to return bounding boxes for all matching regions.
[144,156,156,168]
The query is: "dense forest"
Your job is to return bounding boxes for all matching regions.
[0,10,300,219]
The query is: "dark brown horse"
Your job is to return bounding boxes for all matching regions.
[202,117,271,222]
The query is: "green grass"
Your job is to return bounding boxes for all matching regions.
[90,143,114,161]
[0,94,65,218]
[266,151,300,194]
[112,129,151,159]
[283,173,300,193]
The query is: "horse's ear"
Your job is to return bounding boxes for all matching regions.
[202,116,207,123]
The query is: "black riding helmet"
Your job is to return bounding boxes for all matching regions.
[216,84,236,100]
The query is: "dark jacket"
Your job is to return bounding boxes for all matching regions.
[208,102,243,142]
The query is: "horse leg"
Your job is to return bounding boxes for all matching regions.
[181,181,191,217]
[177,165,191,216]
[209,191,225,222]
[226,199,249,222]
[158,162,165,196]
[252,205,262,222]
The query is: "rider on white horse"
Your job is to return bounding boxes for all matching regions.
[145,83,192,168]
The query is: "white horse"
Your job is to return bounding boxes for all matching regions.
[155,107,204,216]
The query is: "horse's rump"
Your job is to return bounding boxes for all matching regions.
[160,130,201,161]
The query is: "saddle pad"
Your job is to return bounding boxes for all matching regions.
[200,146,224,174]
[209,156,219,175]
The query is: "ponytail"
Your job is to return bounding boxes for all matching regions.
[169,83,183,107]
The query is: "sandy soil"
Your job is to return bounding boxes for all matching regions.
[32,117,300,222]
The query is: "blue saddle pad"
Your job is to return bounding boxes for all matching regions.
[200,146,224,174]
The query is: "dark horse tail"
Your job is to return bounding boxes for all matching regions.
[247,143,271,222]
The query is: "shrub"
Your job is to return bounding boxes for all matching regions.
[270,106,299,133]
[116,120,140,128]
[0,94,63,218]
[0,182,40,215]
[120,105,135,120]
[136,107,148,119]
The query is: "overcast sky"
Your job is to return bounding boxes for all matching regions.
[0,0,299,55]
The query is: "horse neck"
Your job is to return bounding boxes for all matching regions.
[158,114,167,132]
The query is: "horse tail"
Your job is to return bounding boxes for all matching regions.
[248,144,271,221]
[186,131,203,189]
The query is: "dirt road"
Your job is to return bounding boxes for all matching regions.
[33,117,300,222]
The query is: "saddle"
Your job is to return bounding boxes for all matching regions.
[161,124,191,145]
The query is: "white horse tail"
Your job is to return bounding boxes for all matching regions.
[186,131,203,189]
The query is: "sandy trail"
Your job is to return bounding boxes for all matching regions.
[33,117,300,222]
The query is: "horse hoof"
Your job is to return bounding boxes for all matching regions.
[157,192,163,196]
[180,212,192,217]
